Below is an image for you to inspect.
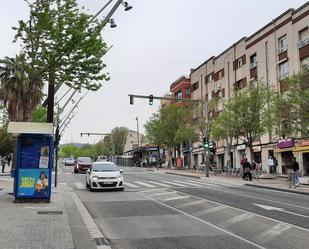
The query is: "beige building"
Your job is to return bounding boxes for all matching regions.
[123,130,144,155]
[190,2,309,176]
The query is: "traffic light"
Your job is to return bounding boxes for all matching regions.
[130,95,134,105]
[203,137,209,150]
[149,94,154,105]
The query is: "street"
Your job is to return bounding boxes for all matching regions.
[59,164,309,249]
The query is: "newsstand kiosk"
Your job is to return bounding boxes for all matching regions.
[8,122,54,202]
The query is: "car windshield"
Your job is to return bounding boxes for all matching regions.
[78,157,92,163]
[92,164,119,172]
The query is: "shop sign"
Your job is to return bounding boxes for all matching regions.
[237,144,246,150]
[277,139,295,149]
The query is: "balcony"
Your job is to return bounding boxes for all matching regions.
[298,38,309,49]
[249,61,257,69]
[278,45,288,54]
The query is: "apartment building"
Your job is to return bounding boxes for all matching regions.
[190,2,309,175]
[123,130,144,155]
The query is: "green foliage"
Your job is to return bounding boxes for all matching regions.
[31,106,47,122]
[273,67,309,138]
[59,144,80,158]
[0,53,43,121]
[13,0,110,93]
[111,127,128,155]
[0,124,13,157]
[144,105,196,150]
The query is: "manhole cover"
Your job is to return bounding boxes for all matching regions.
[37,210,63,215]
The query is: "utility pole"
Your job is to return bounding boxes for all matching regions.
[136,116,140,147]
[204,102,210,177]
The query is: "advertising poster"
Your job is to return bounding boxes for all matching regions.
[17,169,49,197]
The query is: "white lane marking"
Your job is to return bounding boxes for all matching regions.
[71,192,111,249]
[139,192,266,249]
[175,200,206,208]
[66,172,72,174]
[220,213,254,228]
[134,181,156,188]
[162,180,187,187]
[74,182,86,190]
[175,189,309,233]
[186,180,217,187]
[147,181,173,188]
[255,224,291,243]
[58,182,68,186]
[161,195,190,202]
[193,205,227,216]
[140,188,167,193]
[149,191,178,197]
[173,180,202,187]
[281,209,309,219]
[124,182,140,188]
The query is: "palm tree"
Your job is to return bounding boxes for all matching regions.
[0,53,43,121]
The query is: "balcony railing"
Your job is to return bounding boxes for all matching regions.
[249,61,257,69]
[298,38,309,49]
[277,44,288,54]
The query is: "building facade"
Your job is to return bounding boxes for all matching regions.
[189,2,309,175]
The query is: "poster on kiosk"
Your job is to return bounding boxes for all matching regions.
[8,122,54,201]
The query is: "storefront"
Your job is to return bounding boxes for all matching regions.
[293,140,309,176]
[216,147,225,169]
[236,144,246,168]
[275,139,295,174]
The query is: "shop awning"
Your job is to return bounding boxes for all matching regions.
[275,147,295,153]
[293,146,309,154]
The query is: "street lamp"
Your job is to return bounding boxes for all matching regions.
[109,18,117,28]
[122,1,133,11]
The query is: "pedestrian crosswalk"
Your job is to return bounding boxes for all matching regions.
[70,179,221,190]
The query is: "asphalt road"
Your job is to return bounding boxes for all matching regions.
[59,165,309,249]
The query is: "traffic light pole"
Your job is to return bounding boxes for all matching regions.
[204,102,210,177]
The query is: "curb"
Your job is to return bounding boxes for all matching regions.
[164,171,201,179]
[245,183,309,196]
[0,173,11,177]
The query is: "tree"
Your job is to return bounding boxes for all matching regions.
[31,106,47,122]
[111,127,128,155]
[13,0,110,105]
[0,53,43,121]
[0,123,13,157]
[59,144,80,158]
[273,67,309,138]
[145,105,196,164]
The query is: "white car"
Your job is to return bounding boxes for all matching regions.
[86,162,124,191]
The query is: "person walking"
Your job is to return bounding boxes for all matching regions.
[240,154,247,179]
[268,156,275,174]
[1,156,6,173]
[7,154,12,168]
[292,156,300,187]
[243,158,252,181]
[252,160,260,180]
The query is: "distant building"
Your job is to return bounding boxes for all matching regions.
[123,130,145,156]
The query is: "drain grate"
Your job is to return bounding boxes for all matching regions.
[37,210,63,215]
[94,237,108,246]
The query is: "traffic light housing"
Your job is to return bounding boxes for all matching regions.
[149,94,154,105]
[130,95,134,105]
[203,137,209,150]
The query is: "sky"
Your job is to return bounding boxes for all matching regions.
[0,0,307,144]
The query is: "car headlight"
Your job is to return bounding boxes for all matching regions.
[91,176,99,180]
[117,175,122,180]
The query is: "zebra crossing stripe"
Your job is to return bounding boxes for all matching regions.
[161,195,190,202]
[124,182,139,188]
[134,181,156,187]
[162,181,186,187]
[185,180,216,186]
[147,181,172,188]
[173,180,202,187]
[149,191,178,197]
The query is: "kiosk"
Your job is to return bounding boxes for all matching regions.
[8,122,54,202]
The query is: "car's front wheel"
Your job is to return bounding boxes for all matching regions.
[89,181,94,192]
[86,179,89,188]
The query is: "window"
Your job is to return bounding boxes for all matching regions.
[185,88,190,96]
[218,70,223,79]
[237,58,243,68]
[278,35,288,54]
[298,27,309,48]
[175,90,182,99]
[250,53,257,69]
[279,61,289,81]
[206,74,212,83]
[192,82,199,91]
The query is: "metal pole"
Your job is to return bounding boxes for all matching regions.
[136,116,140,147]
[204,101,210,177]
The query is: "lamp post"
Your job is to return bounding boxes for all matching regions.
[136,116,140,148]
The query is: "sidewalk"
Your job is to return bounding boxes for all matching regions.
[155,167,309,195]
[0,176,99,249]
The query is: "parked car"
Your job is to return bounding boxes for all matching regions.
[86,162,124,191]
[64,158,75,166]
[74,157,92,173]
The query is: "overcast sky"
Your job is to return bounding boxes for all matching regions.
[0,0,307,144]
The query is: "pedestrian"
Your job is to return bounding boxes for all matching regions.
[240,154,247,179]
[252,160,260,180]
[1,156,6,173]
[273,156,278,175]
[292,156,300,187]
[268,156,274,174]
[172,157,175,168]
[243,158,252,181]
[7,154,12,169]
